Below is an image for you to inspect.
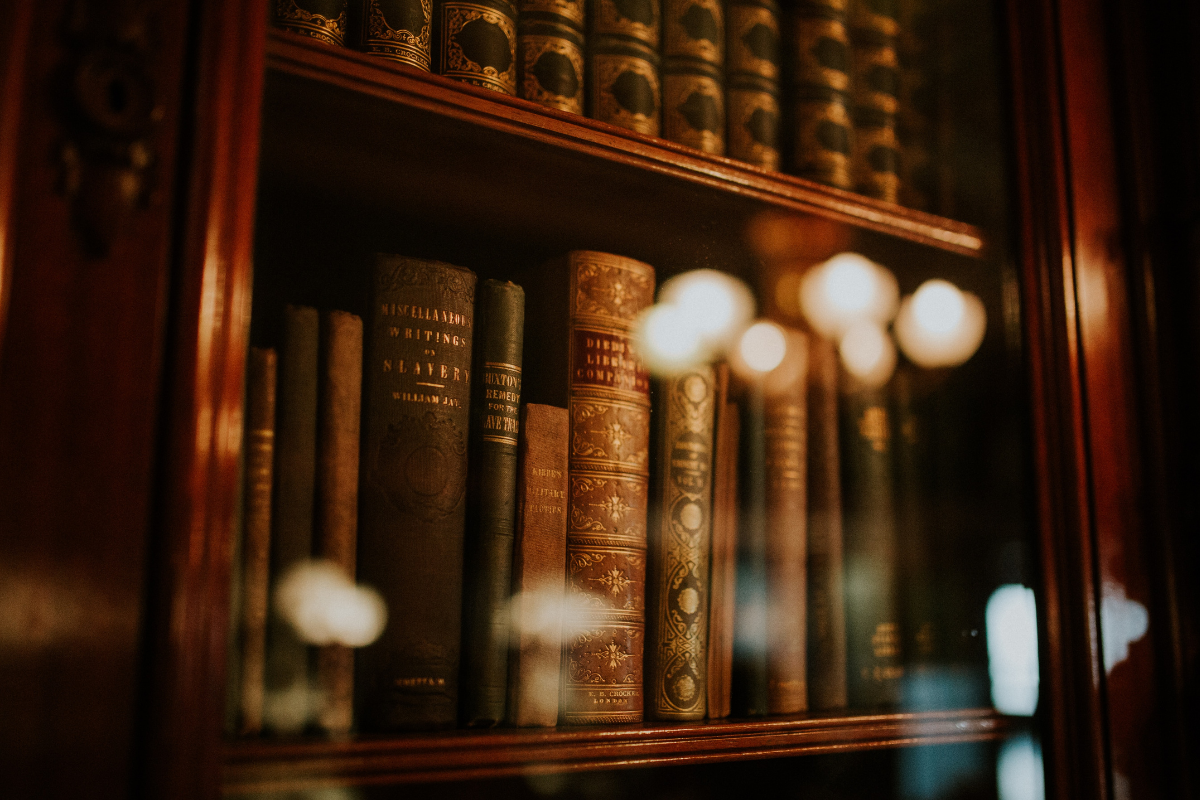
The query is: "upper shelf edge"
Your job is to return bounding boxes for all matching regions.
[263,31,987,259]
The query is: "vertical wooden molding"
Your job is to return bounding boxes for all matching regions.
[0,3,34,356]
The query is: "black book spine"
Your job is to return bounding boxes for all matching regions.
[460,280,526,726]
[436,0,519,94]
[273,0,349,46]
[787,0,854,189]
[356,256,477,730]
[266,305,319,733]
[849,0,900,202]
[518,0,586,114]
[725,0,781,169]
[662,0,725,154]
[357,0,434,70]
[732,382,768,716]
[841,384,903,708]
[588,0,662,135]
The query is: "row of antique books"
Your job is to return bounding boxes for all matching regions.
[272,0,947,210]
[233,249,937,736]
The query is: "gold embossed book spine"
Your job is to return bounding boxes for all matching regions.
[522,251,655,725]
[437,0,519,94]
[356,256,476,730]
[357,0,435,70]
[518,0,586,113]
[662,0,725,154]
[588,0,662,135]
[787,0,854,189]
[849,0,900,202]
[274,0,349,45]
[646,367,716,720]
[725,0,781,169]
[895,0,934,210]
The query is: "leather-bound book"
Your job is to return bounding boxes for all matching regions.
[518,0,586,113]
[896,0,933,210]
[841,383,903,708]
[507,403,570,726]
[731,382,768,717]
[787,0,854,189]
[436,0,519,94]
[764,334,808,715]
[355,256,476,730]
[273,0,349,46]
[239,347,277,736]
[646,366,717,720]
[357,0,434,70]
[726,0,781,169]
[588,0,662,135]
[315,310,363,734]
[266,305,319,734]
[849,0,899,202]
[706,369,737,719]
[522,251,655,725]
[805,335,847,710]
[460,280,525,726]
[662,0,725,154]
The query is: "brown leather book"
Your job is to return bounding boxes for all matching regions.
[315,310,363,734]
[518,0,585,114]
[588,0,662,135]
[764,332,808,714]
[273,0,349,46]
[355,256,476,730]
[507,403,570,726]
[726,0,781,169]
[787,0,854,189]
[522,250,655,725]
[239,347,277,736]
[662,0,725,154]
[646,366,717,720]
[706,368,737,719]
[849,0,900,201]
[806,335,848,709]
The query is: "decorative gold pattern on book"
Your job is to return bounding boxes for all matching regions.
[793,95,853,189]
[563,624,643,722]
[649,369,714,718]
[440,2,519,94]
[593,0,659,44]
[664,0,724,63]
[851,41,899,115]
[572,255,657,324]
[568,472,649,545]
[480,362,521,444]
[728,5,779,79]
[569,400,650,472]
[728,87,780,169]
[858,405,889,451]
[371,412,468,520]
[791,16,851,92]
[365,0,433,70]
[568,548,646,614]
[663,74,725,155]
[520,34,585,113]
[519,0,585,26]
[274,0,347,45]
[591,53,661,136]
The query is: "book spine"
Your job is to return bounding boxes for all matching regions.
[356,256,476,730]
[588,0,662,135]
[273,0,349,46]
[646,367,716,720]
[764,339,808,714]
[787,0,853,189]
[849,0,900,202]
[461,280,525,726]
[560,251,655,725]
[805,335,847,709]
[731,382,768,716]
[239,348,277,736]
[725,0,781,169]
[895,0,934,210]
[266,305,319,733]
[662,0,725,154]
[437,0,519,95]
[315,310,364,734]
[518,0,586,114]
[507,403,570,726]
[359,0,434,70]
[841,384,903,708]
[706,378,738,719]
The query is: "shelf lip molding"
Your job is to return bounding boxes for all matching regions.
[264,32,986,258]
[222,708,1019,792]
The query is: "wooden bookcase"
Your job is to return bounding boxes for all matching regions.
[0,1,1195,799]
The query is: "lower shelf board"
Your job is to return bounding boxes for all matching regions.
[222,708,1020,793]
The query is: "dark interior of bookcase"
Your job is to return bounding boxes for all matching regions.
[229,24,1038,796]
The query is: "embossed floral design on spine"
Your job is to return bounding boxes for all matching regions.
[561,251,654,725]
[437,0,519,94]
[273,0,349,46]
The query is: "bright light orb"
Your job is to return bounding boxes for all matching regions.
[739,321,788,373]
[635,302,706,375]
[895,279,987,368]
[839,321,897,388]
[800,252,900,337]
[658,269,755,347]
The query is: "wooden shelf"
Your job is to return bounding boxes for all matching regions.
[222,708,1018,792]
[261,31,986,261]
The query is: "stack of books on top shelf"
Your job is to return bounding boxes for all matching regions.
[270,0,947,210]
[234,248,938,737]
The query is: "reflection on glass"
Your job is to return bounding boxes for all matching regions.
[998,734,1046,800]
[738,320,788,373]
[985,584,1039,716]
[839,321,897,388]
[800,252,899,338]
[274,560,387,647]
[894,279,987,368]
[636,302,707,374]
[658,269,756,350]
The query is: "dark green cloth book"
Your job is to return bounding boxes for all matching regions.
[732,382,769,717]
